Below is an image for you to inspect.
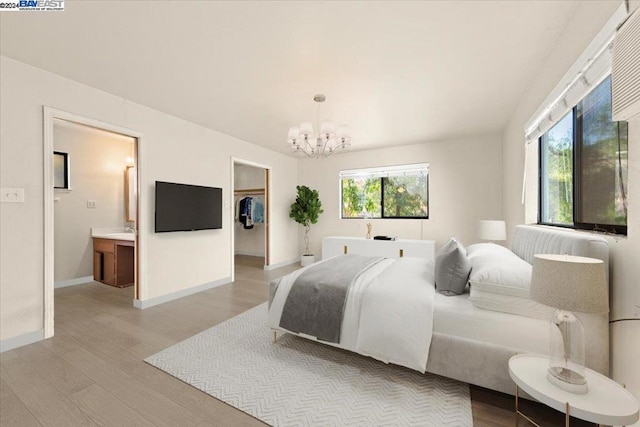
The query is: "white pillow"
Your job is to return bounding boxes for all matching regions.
[466,243,532,298]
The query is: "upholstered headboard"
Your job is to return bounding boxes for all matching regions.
[511,224,610,375]
[512,225,609,281]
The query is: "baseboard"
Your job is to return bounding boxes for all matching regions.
[133,276,231,309]
[1,329,44,353]
[54,275,94,288]
[264,258,299,271]
[234,250,266,257]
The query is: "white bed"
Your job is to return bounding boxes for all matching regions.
[268,225,609,395]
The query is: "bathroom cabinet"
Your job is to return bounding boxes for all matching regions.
[93,237,134,288]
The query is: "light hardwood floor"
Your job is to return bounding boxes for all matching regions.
[0,256,589,427]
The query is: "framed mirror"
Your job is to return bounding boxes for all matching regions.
[125,165,136,222]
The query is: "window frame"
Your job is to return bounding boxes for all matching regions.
[53,151,70,190]
[340,163,429,220]
[538,77,627,236]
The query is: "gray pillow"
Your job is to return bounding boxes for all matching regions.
[435,237,472,296]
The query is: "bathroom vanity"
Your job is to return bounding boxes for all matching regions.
[92,233,135,288]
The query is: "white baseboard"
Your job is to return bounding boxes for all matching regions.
[133,277,231,309]
[54,275,94,288]
[234,250,266,257]
[264,258,299,271]
[1,329,44,353]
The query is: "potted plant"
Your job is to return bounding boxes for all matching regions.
[289,185,324,266]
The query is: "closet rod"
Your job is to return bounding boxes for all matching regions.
[234,187,265,195]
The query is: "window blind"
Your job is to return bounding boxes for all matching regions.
[524,3,628,144]
[339,163,429,179]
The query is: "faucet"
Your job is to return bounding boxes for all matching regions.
[125,225,136,234]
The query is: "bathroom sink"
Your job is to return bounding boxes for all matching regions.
[92,232,135,241]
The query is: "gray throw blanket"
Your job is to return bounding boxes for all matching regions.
[279,254,384,343]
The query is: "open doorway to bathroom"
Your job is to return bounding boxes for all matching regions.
[43,107,143,339]
[232,159,270,279]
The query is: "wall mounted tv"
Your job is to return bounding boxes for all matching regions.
[155,181,223,232]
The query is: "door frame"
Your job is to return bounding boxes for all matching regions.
[230,157,272,282]
[43,106,145,338]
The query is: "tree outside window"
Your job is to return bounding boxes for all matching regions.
[341,164,428,219]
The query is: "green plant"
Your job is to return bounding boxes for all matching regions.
[289,185,324,255]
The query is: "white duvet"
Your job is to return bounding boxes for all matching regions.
[267,256,436,373]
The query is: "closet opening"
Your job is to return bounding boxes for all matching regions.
[232,159,270,279]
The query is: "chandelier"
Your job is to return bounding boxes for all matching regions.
[287,94,351,158]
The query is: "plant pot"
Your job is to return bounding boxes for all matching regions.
[300,254,315,267]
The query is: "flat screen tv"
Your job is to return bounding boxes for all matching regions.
[155,181,222,232]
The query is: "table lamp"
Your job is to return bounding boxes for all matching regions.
[530,254,608,394]
[477,220,506,242]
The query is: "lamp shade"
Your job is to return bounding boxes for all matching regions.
[320,120,335,135]
[299,122,314,136]
[288,126,299,140]
[477,220,506,241]
[530,254,608,314]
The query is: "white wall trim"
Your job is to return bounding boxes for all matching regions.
[263,258,299,271]
[0,329,44,353]
[43,106,145,338]
[54,276,94,289]
[133,277,231,309]
[234,250,266,257]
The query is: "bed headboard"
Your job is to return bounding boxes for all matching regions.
[511,225,609,280]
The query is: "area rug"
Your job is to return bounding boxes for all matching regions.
[145,303,472,426]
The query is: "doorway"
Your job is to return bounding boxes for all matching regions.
[231,159,271,281]
[43,107,144,339]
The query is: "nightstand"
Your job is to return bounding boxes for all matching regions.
[508,353,639,426]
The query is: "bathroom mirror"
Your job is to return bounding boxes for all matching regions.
[125,165,136,223]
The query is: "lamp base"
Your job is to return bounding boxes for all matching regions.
[547,367,588,394]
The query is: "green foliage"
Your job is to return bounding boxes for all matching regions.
[341,177,381,218]
[290,185,324,255]
[289,185,323,227]
[382,176,428,217]
[341,175,427,219]
[543,126,573,225]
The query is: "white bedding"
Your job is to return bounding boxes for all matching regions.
[268,257,436,373]
[468,287,555,320]
[434,292,550,353]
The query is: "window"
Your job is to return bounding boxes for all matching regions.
[539,76,628,234]
[340,163,428,219]
[53,151,70,189]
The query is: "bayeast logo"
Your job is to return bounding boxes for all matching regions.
[20,0,64,9]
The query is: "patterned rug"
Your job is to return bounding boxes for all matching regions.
[145,303,472,426]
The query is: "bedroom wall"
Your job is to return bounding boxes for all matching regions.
[297,134,503,258]
[0,55,299,346]
[234,164,266,257]
[53,120,135,284]
[501,0,639,409]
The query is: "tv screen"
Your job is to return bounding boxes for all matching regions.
[155,181,222,232]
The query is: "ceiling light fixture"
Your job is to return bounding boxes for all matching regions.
[287,94,351,158]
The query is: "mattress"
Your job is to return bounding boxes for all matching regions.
[433,292,550,355]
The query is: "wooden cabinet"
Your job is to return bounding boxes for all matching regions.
[93,238,134,288]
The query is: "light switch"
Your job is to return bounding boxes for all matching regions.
[1,188,25,203]
[87,200,96,208]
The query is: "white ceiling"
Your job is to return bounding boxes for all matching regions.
[1,1,583,155]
